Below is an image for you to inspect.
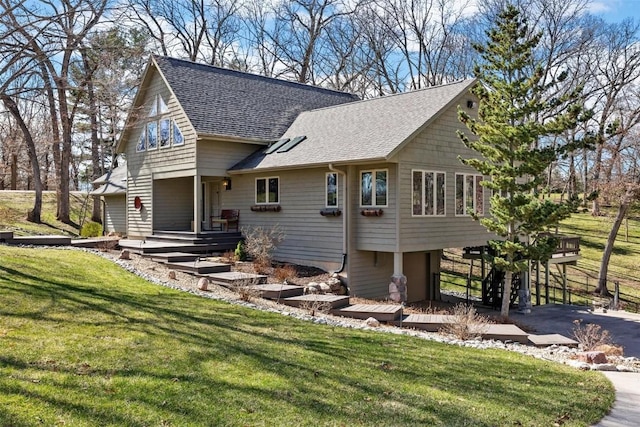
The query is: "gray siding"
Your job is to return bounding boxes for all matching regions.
[397,101,492,251]
[103,195,126,235]
[124,67,197,237]
[352,163,398,252]
[197,140,262,176]
[154,177,194,230]
[224,167,344,271]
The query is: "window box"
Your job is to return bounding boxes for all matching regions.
[361,208,384,217]
[320,208,342,217]
[251,204,281,212]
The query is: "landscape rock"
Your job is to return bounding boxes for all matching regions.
[168,270,177,280]
[365,317,380,327]
[119,250,130,260]
[197,277,209,291]
[317,283,331,293]
[577,351,608,364]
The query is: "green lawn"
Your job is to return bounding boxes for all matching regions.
[0,246,613,426]
[0,190,88,236]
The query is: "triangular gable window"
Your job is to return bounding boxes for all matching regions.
[158,95,169,114]
[148,99,157,117]
[137,127,146,152]
[173,120,184,146]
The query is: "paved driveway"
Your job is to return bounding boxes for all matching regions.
[511,304,640,358]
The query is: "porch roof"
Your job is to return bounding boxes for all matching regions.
[229,79,476,172]
[91,163,127,196]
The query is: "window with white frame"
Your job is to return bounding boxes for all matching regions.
[360,169,387,207]
[326,172,338,207]
[256,177,279,204]
[136,94,185,152]
[412,170,445,216]
[455,173,484,216]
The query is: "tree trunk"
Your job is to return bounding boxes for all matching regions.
[596,185,637,295]
[83,51,103,223]
[2,95,43,223]
[10,153,17,190]
[501,269,512,317]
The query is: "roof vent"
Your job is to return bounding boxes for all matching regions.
[277,136,307,153]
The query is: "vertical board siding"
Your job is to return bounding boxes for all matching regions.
[153,177,194,230]
[347,250,393,299]
[397,101,492,250]
[224,167,344,271]
[104,195,126,234]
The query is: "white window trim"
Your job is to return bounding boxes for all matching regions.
[159,118,171,149]
[455,173,484,217]
[146,121,158,151]
[360,169,388,208]
[326,172,338,208]
[255,176,280,205]
[411,169,446,217]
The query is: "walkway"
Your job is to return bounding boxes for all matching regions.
[511,304,640,427]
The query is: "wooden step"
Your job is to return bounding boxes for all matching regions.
[0,231,14,242]
[205,271,267,286]
[527,333,578,347]
[476,324,529,344]
[402,314,456,332]
[283,294,350,309]
[166,260,231,275]
[146,252,201,263]
[332,304,402,322]
[252,283,305,299]
[10,235,72,246]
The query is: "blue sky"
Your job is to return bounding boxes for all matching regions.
[591,0,640,22]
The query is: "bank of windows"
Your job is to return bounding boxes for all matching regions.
[455,173,484,216]
[137,94,185,152]
[326,173,338,207]
[256,177,279,204]
[360,169,387,207]
[412,170,445,216]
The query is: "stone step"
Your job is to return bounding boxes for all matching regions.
[332,304,403,322]
[283,294,350,309]
[205,271,267,286]
[252,283,305,299]
[166,260,231,275]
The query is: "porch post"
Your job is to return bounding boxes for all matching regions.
[194,175,201,233]
[389,252,406,303]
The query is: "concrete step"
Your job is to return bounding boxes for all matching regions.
[283,294,350,309]
[333,304,403,322]
[166,260,231,275]
[252,283,305,300]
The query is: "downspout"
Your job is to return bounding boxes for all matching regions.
[329,163,347,274]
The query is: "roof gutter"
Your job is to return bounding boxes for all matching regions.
[329,163,348,275]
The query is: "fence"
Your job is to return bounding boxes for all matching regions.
[440,249,640,313]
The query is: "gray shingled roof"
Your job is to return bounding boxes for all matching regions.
[154,56,359,141]
[229,79,476,172]
[91,163,127,196]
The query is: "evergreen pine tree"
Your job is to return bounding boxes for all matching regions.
[458,4,587,317]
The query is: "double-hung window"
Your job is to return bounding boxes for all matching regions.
[455,173,484,216]
[256,177,279,204]
[412,170,445,216]
[360,169,387,207]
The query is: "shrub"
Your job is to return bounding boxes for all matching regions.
[234,241,247,261]
[230,275,262,302]
[241,225,285,268]
[274,264,297,283]
[572,320,615,351]
[221,250,237,264]
[80,221,103,238]
[440,303,489,340]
